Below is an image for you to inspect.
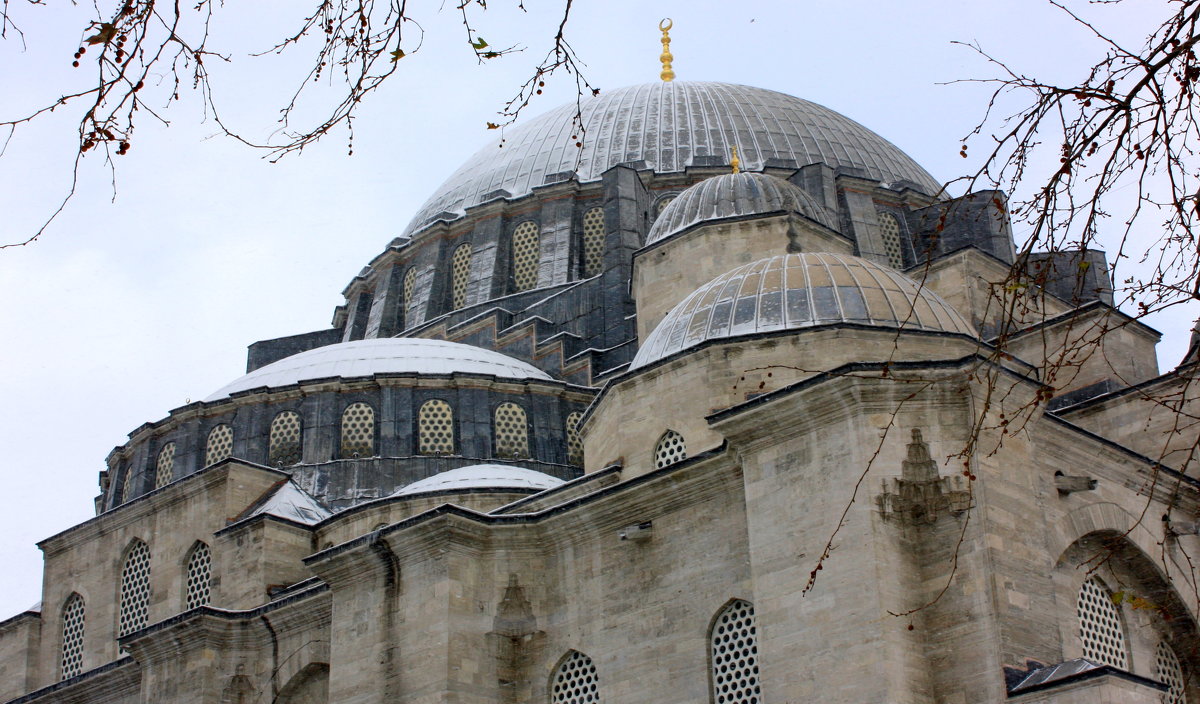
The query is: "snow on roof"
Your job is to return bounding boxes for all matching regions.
[391,464,565,497]
[248,481,331,526]
[205,338,553,401]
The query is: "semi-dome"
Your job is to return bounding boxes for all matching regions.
[205,338,553,401]
[404,81,940,236]
[390,464,564,496]
[631,253,976,369]
[645,171,836,245]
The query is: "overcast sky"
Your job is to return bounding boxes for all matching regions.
[1,0,1191,620]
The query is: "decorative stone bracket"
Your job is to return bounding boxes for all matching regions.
[877,429,973,524]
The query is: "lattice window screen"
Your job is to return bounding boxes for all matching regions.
[340,403,375,458]
[418,399,455,455]
[582,208,605,277]
[878,212,905,269]
[550,651,600,704]
[512,221,540,291]
[451,244,472,309]
[185,542,212,610]
[654,196,675,218]
[119,541,151,636]
[1157,641,1186,703]
[654,430,686,469]
[1078,577,1128,669]
[154,443,175,489]
[205,424,233,466]
[566,411,584,465]
[710,599,761,704]
[60,594,85,680]
[401,267,417,329]
[120,466,135,504]
[494,402,530,459]
[269,411,303,466]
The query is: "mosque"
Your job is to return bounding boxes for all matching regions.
[2,22,1200,704]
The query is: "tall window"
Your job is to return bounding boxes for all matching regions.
[451,243,472,309]
[154,442,176,489]
[1078,577,1128,669]
[340,402,375,458]
[184,542,212,610]
[877,212,904,269]
[418,399,455,455]
[581,207,605,277]
[205,424,233,466]
[654,430,686,469]
[494,402,529,459]
[60,593,85,680]
[710,599,761,704]
[566,411,584,465]
[1157,641,1186,703]
[402,267,417,329]
[119,540,151,636]
[120,466,135,504]
[269,411,303,466]
[512,221,540,291]
[550,650,600,704]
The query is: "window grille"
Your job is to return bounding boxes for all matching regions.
[566,411,584,465]
[654,430,686,469]
[340,402,375,458]
[512,221,540,291]
[654,196,675,218]
[120,466,135,504]
[418,399,455,455]
[582,208,605,277]
[154,442,175,489]
[1078,577,1128,669]
[185,542,212,610]
[402,267,417,328]
[550,650,600,704]
[269,411,303,466]
[205,424,233,466]
[877,212,904,269]
[1157,641,1186,703]
[494,402,530,459]
[710,599,761,704]
[60,594,85,680]
[451,244,472,309]
[119,541,151,636]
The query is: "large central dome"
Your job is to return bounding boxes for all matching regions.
[404,81,940,236]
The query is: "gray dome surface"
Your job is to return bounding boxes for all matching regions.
[631,253,975,369]
[405,82,940,235]
[646,172,836,245]
[391,465,564,497]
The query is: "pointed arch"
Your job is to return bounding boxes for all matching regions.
[205,423,233,466]
[269,411,303,466]
[59,593,85,680]
[709,598,761,704]
[340,402,375,458]
[653,430,686,469]
[184,541,212,610]
[494,402,529,459]
[118,539,151,636]
[549,650,599,704]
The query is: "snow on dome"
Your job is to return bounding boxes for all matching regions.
[645,172,836,245]
[205,338,553,401]
[631,252,976,370]
[391,464,564,497]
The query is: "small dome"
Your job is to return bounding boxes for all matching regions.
[391,465,564,496]
[206,339,552,401]
[646,172,835,245]
[631,253,976,369]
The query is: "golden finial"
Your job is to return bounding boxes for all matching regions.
[659,19,675,82]
[731,145,741,174]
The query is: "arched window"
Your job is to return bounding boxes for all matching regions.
[1156,641,1187,703]
[877,212,905,269]
[1078,576,1128,669]
[119,540,151,636]
[184,542,212,610]
[340,402,375,458]
[550,650,600,704]
[269,411,303,466]
[120,466,135,504]
[566,411,584,465]
[494,402,529,459]
[581,207,605,277]
[154,442,176,489]
[654,195,675,219]
[205,424,233,466]
[451,243,472,310]
[402,267,417,329]
[512,221,540,291]
[654,430,686,469]
[418,399,455,455]
[709,599,761,704]
[60,593,85,680]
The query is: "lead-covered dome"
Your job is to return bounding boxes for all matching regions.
[405,82,940,235]
[205,338,552,401]
[645,171,836,245]
[631,253,975,369]
[390,464,564,496]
